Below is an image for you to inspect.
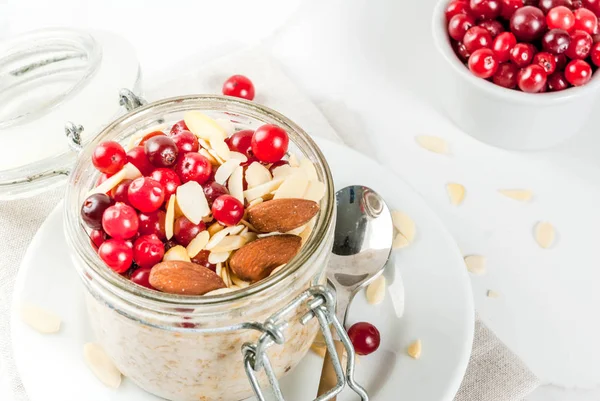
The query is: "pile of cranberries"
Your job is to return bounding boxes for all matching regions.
[81,117,289,290]
[446,0,600,92]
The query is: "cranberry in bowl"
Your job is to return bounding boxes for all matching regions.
[64,95,335,401]
[433,0,600,150]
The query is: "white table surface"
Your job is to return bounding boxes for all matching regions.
[2,0,600,400]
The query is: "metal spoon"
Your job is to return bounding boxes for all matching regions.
[317,185,394,400]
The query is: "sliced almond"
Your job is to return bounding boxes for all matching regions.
[415,135,448,154]
[209,251,230,264]
[391,211,416,242]
[299,220,314,245]
[274,176,309,199]
[272,164,295,178]
[245,162,272,188]
[248,197,264,207]
[228,165,244,204]
[211,235,247,252]
[299,158,318,181]
[247,198,319,233]
[150,260,225,295]
[165,195,177,240]
[286,224,306,236]
[393,233,410,249]
[230,273,251,288]
[216,262,223,277]
[208,149,225,165]
[205,225,244,250]
[215,118,235,136]
[289,154,300,167]
[365,275,386,305]
[221,263,232,287]
[446,183,466,206]
[209,136,231,161]
[487,290,500,298]
[269,264,287,277]
[229,151,248,163]
[83,343,122,388]
[241,230,258,242]
[176,181,210,224]
[407,339,422,359]
[163,245,191,262]
[88,163,141,196]
[464,255,486,275]
[199,148,218,165]
[186,231,210,258]
[208,222,225,237]
[303,180,326,202]
[534,221,555,249]
[244,178,284,202]
[20,303,61,334]
[214,159,242,185]
[205,287,236,296]
[498,189,533,202]
[184,111,227,140]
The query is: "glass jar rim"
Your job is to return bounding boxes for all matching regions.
[64,95,335,307]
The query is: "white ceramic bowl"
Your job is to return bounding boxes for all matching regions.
[432,0,600,150]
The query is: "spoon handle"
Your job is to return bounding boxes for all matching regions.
[317,340,346,399]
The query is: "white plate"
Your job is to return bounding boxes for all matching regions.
[11,138,474,401]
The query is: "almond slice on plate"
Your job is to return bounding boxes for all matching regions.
[247,198,319,233]
[210,235,247,252]
[83,343,122,388]
[415,135,448,154]
[245,162,272,188]
[88,163,141,196]
[446,183,466,206]
[165,195,177,240]
[303,180,326,202]
[176,181,210,224]
[209,251,230,264]
[498,189,533,202]
[487,290,500,298]
[274,176,309,199]
[186,231,210,258]
[407,339,422,359]
[464,255,486,275]
[214,159,242,185]
[365,275,386,305]
[244,178,284,202]
[393,233,410,249]
[534,221,555,249]
[20,303,61,334]
[391,211,416,242]
[163,245,191,262]
[299,158,318,181]
[229,151,248,163]
[150,261,225,295]
[184,111,227,140]
[229,165,244,204]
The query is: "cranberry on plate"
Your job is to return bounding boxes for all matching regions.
[463,26,493,52]
[492,32,517,62]
[493,63,520,87]
[449,13,477,40]
[222,75,255,101]
[533,51,558,73]
[446,0,471,21]
[347,322,381,356]
[511,6,547,42]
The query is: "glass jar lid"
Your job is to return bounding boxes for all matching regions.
[0,28,141,200]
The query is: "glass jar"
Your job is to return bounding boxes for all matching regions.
[63,95,336,401]
[0,28,140,199]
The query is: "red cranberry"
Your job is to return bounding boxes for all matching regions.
[173,216,206,246]
[573,7,598,33]
[222,75,255,101]
[511,6,548,41]
[493,63,520,87]
[171,130,199,154]
[212,195,244,226]
[138,210,166,240]
[203,181,230,207]
[128,177,165,213]
[539,0,574,13]
[92,141,126,175]
[110,179,132,204]
[126,146,154,176]
[446,0,471,21]
[130,267,154,289]
[225,129,254,157]
[81,193,113,229]
[501,0,525,19]
[90,230,107,252]
[453,40,473,60]
[174,153,212,184]
[591,42,600,65]
[463,26,493,52]
[492,32,517,61]
[518,64,548,92]
[145,136,178,168]
[470,0,501,19]
[554,52,568,69]
[478,20,505,37]
[102,203,139,240]
[542,28,572,53]
[448,13,477,40]
[547,71,571,90]
[133,234,164,269]
[170,120,189,136]
[510,43,535,66]
[547,6,576,29]
[251,125,289,163]
[191,250,217,272]
[565,59,593,85]
[533,51,557,73]
[98,239,133,273]
[347,322,381,356]
[139,131,165,146]
[582,0,600,16]
[566,30,593,58]
[524,0,539,4]
[149,168,181,200]
[468,48,499,77]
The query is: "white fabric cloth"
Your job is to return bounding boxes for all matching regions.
[0,46,539,401]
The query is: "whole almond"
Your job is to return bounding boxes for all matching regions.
[229,235,302,282]
[247,198,319,233]
[149,261,225,295]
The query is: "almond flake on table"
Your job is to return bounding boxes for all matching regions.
[487,290,501,298]
[446,183,466,206]
[391,211,416,242]
[393,233,410,249]
[186,231,211,258]
[83,343,122,388]
[534,221,556,249]
[163,245,191,262]
[215,159,242,185]
[365,275,386,305]
[20,303,61,334]
[415,135,449,154]
[176,181,210,224]
[498,189,533,202]
[165,195,177,240]
[245,162,272,188]
[464,255,486,275]
[407,339,422,359]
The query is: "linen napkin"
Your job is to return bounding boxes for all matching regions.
[0,45,539,401]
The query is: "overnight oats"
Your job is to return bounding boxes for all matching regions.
[64,95,335,401]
